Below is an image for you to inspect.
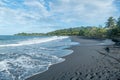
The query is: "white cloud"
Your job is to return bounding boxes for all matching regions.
[0,0,119,34]
[24,0,50,17]
[49,0,117,24]
[0,0,49,25]
[0,0,117,25]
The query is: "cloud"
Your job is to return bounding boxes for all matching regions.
[0,0,119,34]
[49,0,117,24]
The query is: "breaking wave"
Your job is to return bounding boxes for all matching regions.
[0,36,69,47]
[0,36,77,80]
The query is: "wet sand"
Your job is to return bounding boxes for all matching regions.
[26,36,120,80]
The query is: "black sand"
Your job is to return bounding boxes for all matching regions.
[26,36,120,80]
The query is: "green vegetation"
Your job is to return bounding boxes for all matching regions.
[46,27,82,36]
[105,17,116,29]
[106,17,120,38]
[15,16,120,39]
[79,27,107,38]
[15,32,46,36]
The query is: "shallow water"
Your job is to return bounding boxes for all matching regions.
[0,36,78,80]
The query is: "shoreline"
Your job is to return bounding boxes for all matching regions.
[26,36,120,80]
[24,36,77,80]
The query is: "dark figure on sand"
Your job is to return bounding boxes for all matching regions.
[105,47,110,53]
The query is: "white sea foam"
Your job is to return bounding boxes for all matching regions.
[0,60,8,71]
[0,36,76,80]
[0,54,65,80]
[98,39,115,45]
[0,36,69,47]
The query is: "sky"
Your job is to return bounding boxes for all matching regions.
[0,0,120,35]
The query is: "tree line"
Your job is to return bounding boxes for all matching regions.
[15,16,120,39]
[105,16,120,38]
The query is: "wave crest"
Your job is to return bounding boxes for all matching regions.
[0,36,69,47]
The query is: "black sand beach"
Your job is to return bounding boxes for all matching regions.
[26,36,120,80]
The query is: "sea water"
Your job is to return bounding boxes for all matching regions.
[0,35,78,80]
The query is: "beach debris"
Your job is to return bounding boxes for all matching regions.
[105,47,110,53]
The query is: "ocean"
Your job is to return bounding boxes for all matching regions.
[0,35,78,80]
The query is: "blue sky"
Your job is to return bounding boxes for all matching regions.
[0,0,120,35]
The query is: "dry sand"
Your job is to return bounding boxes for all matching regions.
[26,36,120,80]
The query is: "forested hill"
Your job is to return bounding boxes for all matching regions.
[15,26,108,39]
[47,27,85,36]
[14,27,84,36]
[15,16,120,39]
[46,27,106,37]
[15,33,46,36]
